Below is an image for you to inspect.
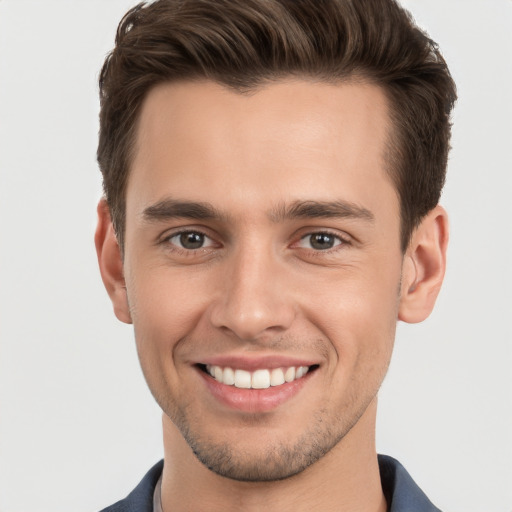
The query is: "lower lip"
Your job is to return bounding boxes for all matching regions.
[198,369,312,413]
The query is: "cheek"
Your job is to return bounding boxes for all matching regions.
[300,262,400,366]
[125,269,212,393]
[314,279,398,415]
[127,270,212,412]
[128,266,209,336]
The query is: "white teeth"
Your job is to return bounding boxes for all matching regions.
[214,366,223,382]
[205,364,311,389]
[234,369,252,389]
[284,366,295,382]
[223,367,235,385]
[296,366,309,378]
[270,368,285,386]
[252,369,271,389]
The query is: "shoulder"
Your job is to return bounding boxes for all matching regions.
[378,454,442,512]
[99,460,164,512]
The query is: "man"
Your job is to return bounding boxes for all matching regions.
[94,0,456,510]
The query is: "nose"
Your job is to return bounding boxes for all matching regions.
[209,245,296,341]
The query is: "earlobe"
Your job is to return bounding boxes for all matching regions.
[398,205,449,324]
[94,199,132,324]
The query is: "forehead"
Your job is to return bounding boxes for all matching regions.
[128,79,396,220]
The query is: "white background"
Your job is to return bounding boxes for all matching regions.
[0,1,511,510]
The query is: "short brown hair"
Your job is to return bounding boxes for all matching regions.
[98,0,456,251]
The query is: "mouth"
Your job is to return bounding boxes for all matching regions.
[197,363,319,389]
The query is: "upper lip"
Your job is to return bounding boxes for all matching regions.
[196,354,320,371]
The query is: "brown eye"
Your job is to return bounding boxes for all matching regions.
[310,233,336,250]
[298,232,343,251]
[168,231,214,250]
[179,232,204,249]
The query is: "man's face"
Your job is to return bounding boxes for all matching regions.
[122,80,404,481]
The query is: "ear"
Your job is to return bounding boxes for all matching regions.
[398,205,449,324]
[94,199,132,324]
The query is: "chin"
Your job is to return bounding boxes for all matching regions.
[174,408,356,482]
[187,436,325,482]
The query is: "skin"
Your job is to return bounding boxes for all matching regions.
[96,79,448,512]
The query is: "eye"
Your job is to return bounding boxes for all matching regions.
[167,231,215,250]
[298,232,344,251]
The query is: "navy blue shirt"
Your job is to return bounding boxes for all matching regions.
[100,455,441,511]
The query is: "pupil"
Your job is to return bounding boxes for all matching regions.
[180,232,204,249]
[310,233,334,250]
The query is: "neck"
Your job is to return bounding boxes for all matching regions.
[160,399,386,512]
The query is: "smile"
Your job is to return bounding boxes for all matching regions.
[205,365,310,389]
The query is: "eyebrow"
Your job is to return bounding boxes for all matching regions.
[142,198,229,222]
[142,198,374,224]
[269,200,375,223]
